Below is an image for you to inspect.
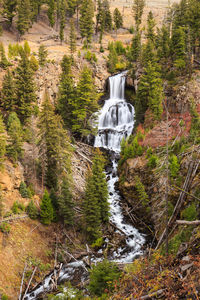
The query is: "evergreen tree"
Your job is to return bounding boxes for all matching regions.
[57,55,74,129]
[58,177,74,225]
[2,0,17,26]
[26,199,38,219]
[66,0,77,17]
[79,0,94,47]
[0,114,6,167]
[146,11,156,44]
[19,181,29,198]
[107,44,118,73]
[38,44,48,67]
[71,66,99,138]
[0,69,15,113]
[113,8,123,34]
[38,90,72,189]
[23,40,31,56]
[30,55,39,72]
[136,62,163,121]
[15,50,37,123]
[132,0,145,31]
[130,31,141,62]
[48,0,56,27]
[171,26,186,72]
[83,150,109,242]
[17,0,31,37]
[0,43,9,69]
[156,25,171,66]
[69,19,76,56]
[59,0,65,44]
[7,112,23,162]
[40,189,54,225]
[103,0,112,31]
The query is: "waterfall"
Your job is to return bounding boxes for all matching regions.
[95,72,145,262]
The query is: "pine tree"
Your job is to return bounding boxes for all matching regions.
[107,45,118,73]
[58,177,74,225]
[156,25,171,66]
[83,172,101,242]
[79,0,94,47]
[0,43,9,69]
[23,40,31,56]
[2,0,17,26]
[132,0,145,31]
[113,8,123,34]
[17,0,31,37]
[0,114,6,168]
[7,112,24,162]
[38,90,72,189]
[171,26,186,72]
[40,189,54,225]
[1,69,15,113]
[15,50,37,123]
[136,62,163,122]
[83,150,109,242]
[26,199,38,219]
[48,0,56,27]
[103,0,112,31]
[59,0,65,44]
[146,11,156,44]
[38,44,48,67]
[69,19,76,57]
[30,55,39,72]
[66,0,77,17]
[130,31,141,62]
[57,55,74,129]
[71,66,99,138]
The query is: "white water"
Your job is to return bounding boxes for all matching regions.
[25,72,145,300]
[95,72,145,262]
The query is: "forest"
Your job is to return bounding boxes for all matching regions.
[0,0,200,298]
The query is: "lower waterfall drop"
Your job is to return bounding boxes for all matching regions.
[95,72,145,262]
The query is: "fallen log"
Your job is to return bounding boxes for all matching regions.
[176,220,200,225]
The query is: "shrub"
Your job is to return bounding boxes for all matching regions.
[26,200,38,219]
[30,55,39,71]
[181,203,197,221]
[88,260,121,296]
[134,176,149,208]
[169,154,180,178]
[19,181,29,198]
[0,222,11,234]
[11,201,25,214]
[147,154,158,168]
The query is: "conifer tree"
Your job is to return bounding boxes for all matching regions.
[48,0,56,27]
[66,0,77,17]
[17,0,31,37]
[132,0,145,31]
[59,0,65,44]
[130,31,141,62]
[0,114,6,167]
[26,200,38,219]
[23,40,31,56]
[79,0,94,47]
[57,55,74,129]
[107,45,118,73]
[38,90,72,189]
[72,66,99,138]
[113,8,123,34]
[171,26,186,72]
[83,150,109,242]
[7,112,24,162]
[146,11,156,44]
[69,19,76,56]
[40,189,54,225]
[1,69,15,113]
[15,50,37,123]
[58,177,74,225]
[0,43,9,69]
[38,44,48,67]
[156,25,171,66]
[2,0,17,26]
[103,0,112,31]
[136,62,163,121]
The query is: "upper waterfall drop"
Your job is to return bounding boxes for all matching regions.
[94,72,135,152]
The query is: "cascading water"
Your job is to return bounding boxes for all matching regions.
[25,72,145,300]
[95,72,145,262]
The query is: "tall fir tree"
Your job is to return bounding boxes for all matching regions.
[113,8,123,34]
[15,50,37,123]
[38,44,48,67]
[59,0,65,44]
[40,189,54,225]
[2,0,17,26]
[171,26,186,72]
[58,177,74,225]
[0,43,9,69]
[69,19,76,57]
[79,0,94,47]
[146,11,156,44]
[136,62,163,122]
[17,0,31,37]
[132,0,145,31]
[48,0,56,27]
[57,55,74,129]
[0,113,6,168]
[0,69,15,113]
[71,66,99,138]
[130,31,141,62]
[7,112,24,163]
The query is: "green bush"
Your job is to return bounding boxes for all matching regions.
[88,260,121,296]
[11,201,25,214]
[169,154,180,178]
[119,134,144,166]
[181,203,197,221]
[19,181,29,198]
[134,176,149,208]
[0,222,11,234]
[26,200,38,219]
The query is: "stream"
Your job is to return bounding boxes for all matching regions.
[25,72,145,300]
